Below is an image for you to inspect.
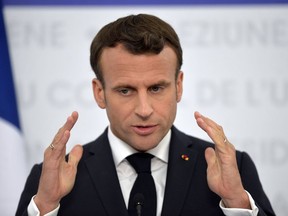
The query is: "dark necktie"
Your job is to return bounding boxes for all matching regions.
[127,153,157,216]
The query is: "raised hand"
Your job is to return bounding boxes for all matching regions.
[34,111,83,215]
[194,111,250,209]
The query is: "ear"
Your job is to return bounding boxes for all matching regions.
[92,78,106,109]
[176,71,184,102]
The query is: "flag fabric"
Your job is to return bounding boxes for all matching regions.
[0,0,27,214]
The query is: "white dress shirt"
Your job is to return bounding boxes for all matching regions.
[109,127,170,216]
[28,127,259,216]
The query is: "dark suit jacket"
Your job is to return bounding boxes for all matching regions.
[16,126,275,216]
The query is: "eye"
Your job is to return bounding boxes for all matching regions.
[118,88,131,95]
[149,86,163,93]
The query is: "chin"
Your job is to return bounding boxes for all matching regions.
[133,143,158,152]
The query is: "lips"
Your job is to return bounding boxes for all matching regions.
[132,124,158,136]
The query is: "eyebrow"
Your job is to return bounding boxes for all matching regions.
[151,80,171,87]
[112,80,171,90]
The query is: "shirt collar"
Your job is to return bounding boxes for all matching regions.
[108,126,171,167]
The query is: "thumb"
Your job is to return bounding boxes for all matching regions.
[205,147,216,167]
[68,145,83,167]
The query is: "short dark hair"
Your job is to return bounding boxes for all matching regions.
[90,14,183,86]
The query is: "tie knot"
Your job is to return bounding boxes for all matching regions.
[127,153,154,174]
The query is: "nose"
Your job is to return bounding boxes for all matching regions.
[135,92,153,119]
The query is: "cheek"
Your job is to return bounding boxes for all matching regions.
[105,99,133,123]
[155,97,177,119]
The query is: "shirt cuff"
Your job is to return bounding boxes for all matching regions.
[220,191,259,216]
[27,195,60,216]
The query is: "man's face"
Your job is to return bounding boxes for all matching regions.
[93,44,183,151]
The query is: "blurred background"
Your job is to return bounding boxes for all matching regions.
[1,0,288,215]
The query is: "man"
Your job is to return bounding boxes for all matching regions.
[16,14,275,216]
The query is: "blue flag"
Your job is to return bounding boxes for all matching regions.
[0,0,27,214]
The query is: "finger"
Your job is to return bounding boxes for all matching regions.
[65,111,79,132]
[194,111,209,133]
[54,130,70,158]
[194,111,227,147]
[45,111,79,160]
[195,111,223,134]
[68,145,83,167]
[45,130,70,161]
[195,112,217,142]
[52,111,79,145]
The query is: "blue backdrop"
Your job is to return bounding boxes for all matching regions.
[3,0,288,5]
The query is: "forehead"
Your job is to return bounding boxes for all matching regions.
[100,44,178,85]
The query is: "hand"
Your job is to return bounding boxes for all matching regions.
[34,111,83,215]
[194,111,250,209]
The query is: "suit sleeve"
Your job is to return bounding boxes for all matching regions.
[15,164,42,216]
[237,152,276,216]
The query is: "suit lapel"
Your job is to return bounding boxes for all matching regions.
[161,127,199,216]
[84,130,129,216]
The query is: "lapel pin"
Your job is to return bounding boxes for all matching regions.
[181,154,189,161]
